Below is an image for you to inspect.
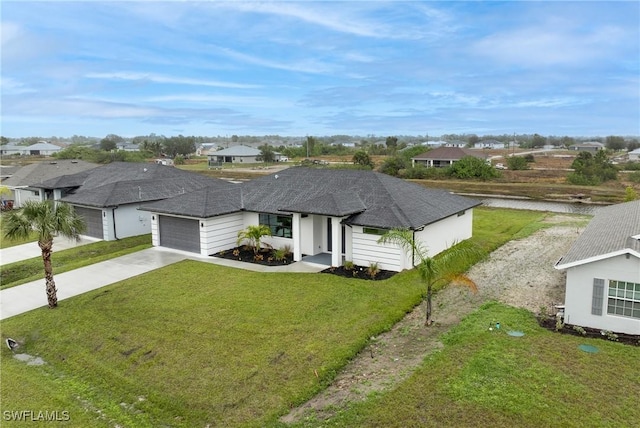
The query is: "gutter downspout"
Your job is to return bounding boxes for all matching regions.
[112,206,119,240]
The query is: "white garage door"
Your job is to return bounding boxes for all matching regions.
[159,215,200,253]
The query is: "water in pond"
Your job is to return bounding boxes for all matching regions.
[479,197,602,215]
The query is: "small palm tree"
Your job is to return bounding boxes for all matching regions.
[378,229,478,326]
[3,201,85,308]
[237,224,272,255]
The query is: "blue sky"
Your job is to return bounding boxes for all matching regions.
[1,1,639,138]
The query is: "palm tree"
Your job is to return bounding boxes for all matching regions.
[3,201,85,308]
[237,224,272,255]
[378,229,478,326]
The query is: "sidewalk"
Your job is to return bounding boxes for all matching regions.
[0,247,328,320]
[0,236,100,266]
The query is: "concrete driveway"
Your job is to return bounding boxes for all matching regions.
[0,246,327,320]
[0,236,100,266]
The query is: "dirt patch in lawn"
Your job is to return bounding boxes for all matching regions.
[281,215,585,424]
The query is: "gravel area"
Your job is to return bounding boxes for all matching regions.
[281,215,585,424]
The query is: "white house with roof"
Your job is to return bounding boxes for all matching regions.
[411,147,487,168]
[26,142,62,156]
[2,160,98,208]
[628,148,640,162]
[33,162,233,241]
[139,168,481,272]
[208,145,261,165]
[555,200,640,335]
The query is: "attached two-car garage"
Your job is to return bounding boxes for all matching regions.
[158,215,200,253]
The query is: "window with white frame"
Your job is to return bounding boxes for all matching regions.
[259,213,292,238]
[607,280,640,319]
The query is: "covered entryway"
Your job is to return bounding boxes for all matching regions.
[159,215,200,253]
[74,206,104,239]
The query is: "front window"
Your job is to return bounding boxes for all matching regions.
[363,227,387,235]
[259,213,292,238]
[607,280,640,319]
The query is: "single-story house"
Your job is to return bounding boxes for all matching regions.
[474,139,504,149]
[555,200,640,335]
[36,162,234,241]
[2,160,99,208]
[196,143,218,156]
[0,144,29,156]
[115,142,140,152]
[208,145,261,166]
[628,148,640,162]
[139,167,481,272]
[411,147,488,168]
[570,142,605,152]
[26,142,63,156]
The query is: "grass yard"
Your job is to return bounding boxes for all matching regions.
[317,302,640,428]
[0,208,591,427]
[0,235,152,290]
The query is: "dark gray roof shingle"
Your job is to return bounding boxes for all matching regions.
[3,160,98,187]
[140,167,480,230]
[44,162,233,207]
[556,200,640,268]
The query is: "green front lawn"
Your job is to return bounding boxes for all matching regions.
[0,235,152,289]
[1,208,594,426]
[323,302,640,428]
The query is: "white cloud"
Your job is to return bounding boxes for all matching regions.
[84,72,260,89]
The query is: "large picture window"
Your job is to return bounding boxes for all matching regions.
[259,214,292,238]
[607,280,640,319]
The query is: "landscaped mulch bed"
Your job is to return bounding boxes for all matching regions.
[212,246,294,266]
[537,316,640,347]
[320,265,397,281]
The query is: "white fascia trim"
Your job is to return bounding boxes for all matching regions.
[555,249,640,270]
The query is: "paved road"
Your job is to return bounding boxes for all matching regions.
[0,246,327,320]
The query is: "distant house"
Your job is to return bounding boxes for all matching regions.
[2,160,98,207]
[207,145,261,165]
[26,142,63,156]
[139,167,481,272]
[628,148,640,162]
[411,146,487,168]
[196,143,218,156]
[555,200,640,335]
[0,144,28,156]
[474,139,504,149]
[35,162,233,241]
[570,142,605,152]
[115,142,140,152]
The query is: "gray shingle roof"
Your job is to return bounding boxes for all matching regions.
[555,200,640,269]
[44,162,232,208]
[140,167,480,230]
[209,145,260,156]
[3,160,98,187]
[411,146,486,161]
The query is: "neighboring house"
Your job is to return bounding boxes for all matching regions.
[208,145,261,165]
[411,147,487,168]
[25,142,63,156]
[474,139,504,149]
[115,142,140,152]
[139,167,481,272]
[570,142,605,152]
[628,148,640,162]
[2,160,99,207]
[36,162,234,241]
[555,200,640,335]
[196,143,218,156]
[0,144,29,156]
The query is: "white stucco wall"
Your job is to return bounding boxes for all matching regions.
[201,212,244,255]
[564,254,640,335]
[13,188,41,207]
